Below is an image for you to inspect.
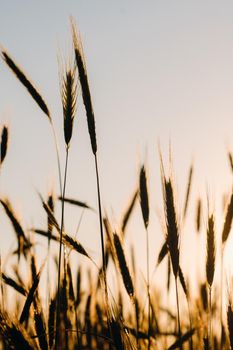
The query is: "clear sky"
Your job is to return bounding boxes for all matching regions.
[1,1,233,298]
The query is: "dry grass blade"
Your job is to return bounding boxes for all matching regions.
[196,198,202,233]
[222,192,233,245]
[163,178,180,278]
[157,240,168,266]
[183,164,193,220]
[113,232,134,299]
[206,214,215,287]
[61,62,77,147]
[139,165,149,229]
[58,196,93,210]
[71,17,97,155]
[121,189,138,233]
[19,263,44,324]
[0,125,8,166]
[228,302,233,349]
[1,50,51,121]
[167,329,195,350]
[1,273,27,296]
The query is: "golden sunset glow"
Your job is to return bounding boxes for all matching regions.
[1,1,233,349]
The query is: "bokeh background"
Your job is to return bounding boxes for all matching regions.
[1,0,233,299]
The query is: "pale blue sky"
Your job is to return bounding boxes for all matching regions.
[1,1,233,293]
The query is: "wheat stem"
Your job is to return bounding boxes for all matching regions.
[146,228,150,350]
[94,154,109,321]
[55,147,69,350]
[175,277,182,350]
[208,286,212,348]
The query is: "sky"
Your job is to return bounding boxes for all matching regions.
[1,1,233,300]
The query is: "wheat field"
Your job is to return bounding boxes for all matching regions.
[1,18,233,350]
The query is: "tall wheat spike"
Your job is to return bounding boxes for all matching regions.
[160,152,182,348]
[206,214,215,288]
[206,213,215,348]
[163,178,179,278]
[71,17,109,333]
[1,50,51,122]
[196,198,202,233]
[139,165,149,229]
[228,152,233,174]
[121,189,138,233]
[0,125,8,166]
[60,61,77,148]
[183,164,193,220]
[1,46,63,202]
[113,232,134,299]
[55,54,78,350]
[0,198,30,260]
[222,192,233,245]
[139,164,151,350]
[71,17,97,155]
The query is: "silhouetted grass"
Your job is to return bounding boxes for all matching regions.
[1,18,233,350]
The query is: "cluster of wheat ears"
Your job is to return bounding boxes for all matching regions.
[0,18,233,350]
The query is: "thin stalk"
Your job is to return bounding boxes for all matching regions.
[94,154,110,322]
[146,228,150,350]
[55,147,69,350]
[220,246,224,346]
[51,122,63,196]
[175,277,182,350]
[209,286,212,348]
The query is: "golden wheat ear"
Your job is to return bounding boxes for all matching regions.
[1,49,51,122]
[183,163,193,220]
[139,165,149,229]
[222,192,233,245]
[121,189,138,233]
[57,196,93,210]
[19,261,45,324]
[228,152,233,174]
[195,198,202,233]
[113,232,134,300]
[0,125,8,166]
[206,214,215,288]
[60,60,77,148]
[163,179,180,279]
[71,17,97,155]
